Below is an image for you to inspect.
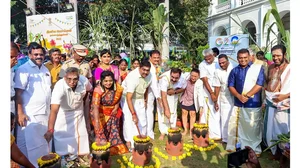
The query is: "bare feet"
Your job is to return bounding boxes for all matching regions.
[159,134,165,140]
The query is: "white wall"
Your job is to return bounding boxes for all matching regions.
[207,0,290,48]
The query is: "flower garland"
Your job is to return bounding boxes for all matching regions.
[184,139,218,152]
[133,135,151,143]
[167,127,182,134]
[193,123,208,129]
[91,142,111,151]
[37,153,60,168]
[117,155,161,168]
[153,146,193,161]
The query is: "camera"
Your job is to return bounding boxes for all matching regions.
[227,148,249,168]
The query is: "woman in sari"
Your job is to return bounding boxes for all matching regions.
[94,49,121,84]
[119,59,129,82]
[91,71,128,155]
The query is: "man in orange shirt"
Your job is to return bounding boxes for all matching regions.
[45,48,62,90]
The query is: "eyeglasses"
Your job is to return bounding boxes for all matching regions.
[33,53,45,56]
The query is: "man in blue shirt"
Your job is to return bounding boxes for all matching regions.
[226,49,264,157]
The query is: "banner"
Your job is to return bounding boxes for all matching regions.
[209,34,249,67]
[26,12,78,54]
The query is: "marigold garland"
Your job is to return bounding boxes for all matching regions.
[167,127,182,134]
[133,135,151,143]
[37,153,60,168]
[91,142,111,151]
[153,146,193,161]
[193,123,208,129]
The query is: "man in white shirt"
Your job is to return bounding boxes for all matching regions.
[146,50,163,139]
[121,60,152,150]
[198,48,221,140]
[14,43,52,167]
[11,42,19,115]
[157,68,186,140]
[212,54,234,143]
[44,67,92,157]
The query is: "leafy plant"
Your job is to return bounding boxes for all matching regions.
[167,60,192,73]
[262,0,290,61]
[263,132,290,152]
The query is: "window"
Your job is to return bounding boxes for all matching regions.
[218,0,228,4]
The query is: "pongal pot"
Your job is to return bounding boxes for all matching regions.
[192,123,209,147]
[132,135,153,166]
[166,127,183,156]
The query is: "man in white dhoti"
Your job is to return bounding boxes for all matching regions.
[146,50,163,139]
[212,54,234,143]
[121,60,152,150]
[198,48,221,140]
[157,68,186,140]
[14,44,52,167]
[226,49,265,156]
[44,67,92,157]
[263,44,290,157]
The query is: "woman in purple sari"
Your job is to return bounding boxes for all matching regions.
[94,49,121,85]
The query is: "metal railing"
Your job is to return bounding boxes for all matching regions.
[216,1,231,13]
[239,0,258,6]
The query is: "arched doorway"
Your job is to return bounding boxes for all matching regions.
[244,21,256,45]
[281,12,290,32]
[214,26,227,36]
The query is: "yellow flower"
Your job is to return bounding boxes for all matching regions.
[203,148,207,152]
[187,152,192,156]
[179,156,183,160]
[91,142,111,151]
[149,165,154,168]
[133,136,151,143]
[210,140,215,143]
[154,147,159,152]
[172,156,177,160]
[182,153,187,158]
[37,153,60,168]
[199,147,203,151]
[117,159,122,163]
[168,127,182,133]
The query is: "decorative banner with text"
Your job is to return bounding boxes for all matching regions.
[209,34,249,67]
[26,12,78,54]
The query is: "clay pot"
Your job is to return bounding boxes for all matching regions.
[39,154,61,168]
[40,158,61,168]
[92,149,110,166]
[132,142,153,166]
[192,127,209,147]
[176,119,183,128]
[166,131,184,156]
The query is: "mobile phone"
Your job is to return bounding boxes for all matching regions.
[227,148,249,168]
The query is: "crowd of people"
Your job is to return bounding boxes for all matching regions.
[10,41,290,168]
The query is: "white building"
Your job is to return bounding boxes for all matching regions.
[207,0,290,48]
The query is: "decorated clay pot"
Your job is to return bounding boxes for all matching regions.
[132,135,153,166]
[192,123,209,147]
[166,127,183,156]
[91,142,111,168]
[37,153,61,168]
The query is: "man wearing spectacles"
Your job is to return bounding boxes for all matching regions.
[14,43,52,167]
[44,67,93,159]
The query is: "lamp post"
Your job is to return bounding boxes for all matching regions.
[69,0,80,43]
[160,0,169,61]
[26,0,36,15]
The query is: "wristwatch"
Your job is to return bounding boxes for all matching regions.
[174,90,177,94]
